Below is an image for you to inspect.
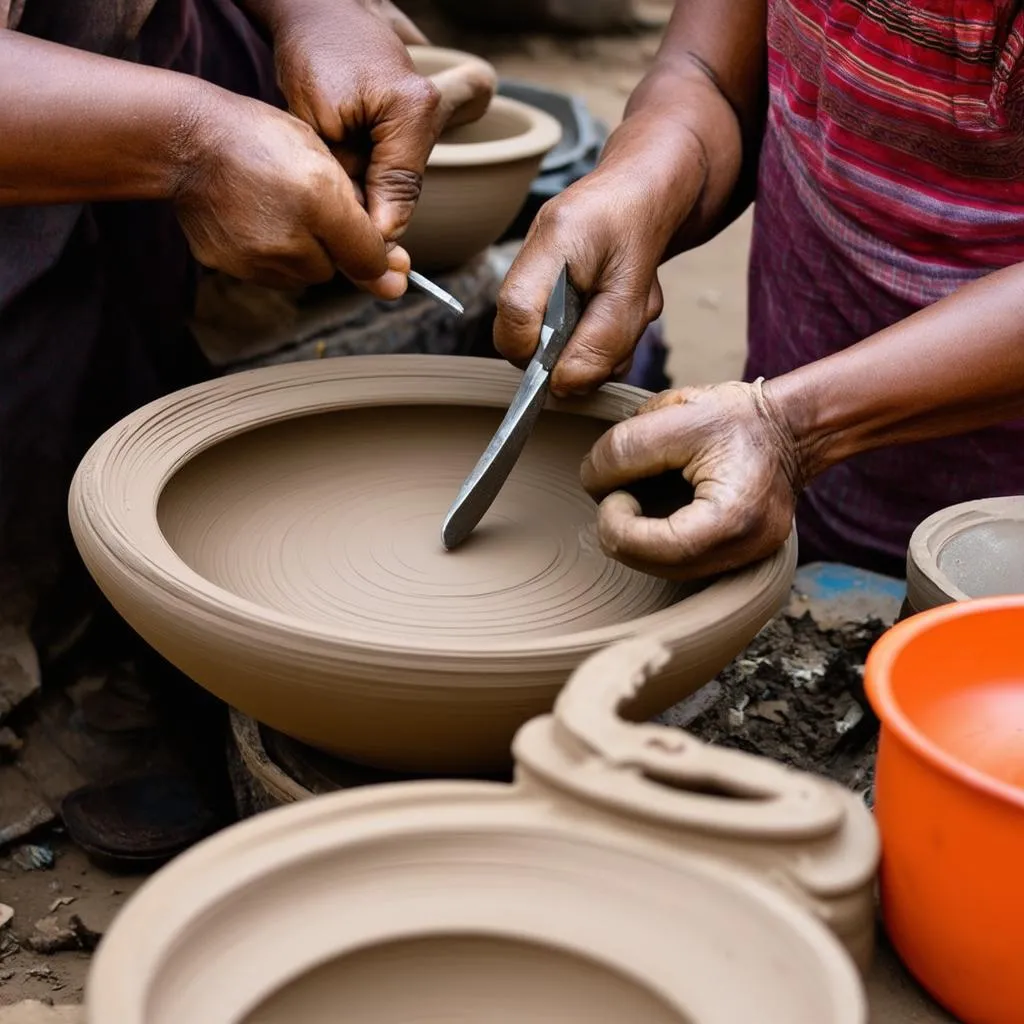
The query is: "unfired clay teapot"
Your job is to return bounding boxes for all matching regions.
[69,355,797,775]
[85,635,876,1023]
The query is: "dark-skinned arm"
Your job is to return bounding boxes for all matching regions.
[494,1,767,395]
[0,28,205,204]
[626,0,768,255]
[580,263,1024,581]
[773,262,1024,475]
[0,28,403,294]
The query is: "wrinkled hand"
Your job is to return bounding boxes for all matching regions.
[271,0,441,243]
[495,164,668,396]
[580,382,802,581]
[175,92,407,294]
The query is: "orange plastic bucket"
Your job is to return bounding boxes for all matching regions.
[865,597,1024,1024]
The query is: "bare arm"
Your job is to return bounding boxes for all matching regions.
[235,0,441,241]
[0,27,402,294]
[581,264,1024,580]
[494,1,767,394]
[772,263,1024,475]
[0,28,206,205]
[621,0,767,255]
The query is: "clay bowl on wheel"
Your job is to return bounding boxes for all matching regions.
[865,597,1024,1024]
[86,784,866,1024]
[905,495,1024,614]
[69,355,796,774]
[401,46,562,271]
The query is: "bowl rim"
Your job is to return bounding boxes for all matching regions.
[407,43,491,70]
[427,94,563,168]
[85,780,867,1024]
[69,354,796,669]
[865,595,1024,811]
[906,495,1024,606]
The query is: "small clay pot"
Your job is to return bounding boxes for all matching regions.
[411,45,498,131]
[69,356,796,774]
[904,496,1024,615]
[401,47,562,271]
[86,639,871,1024]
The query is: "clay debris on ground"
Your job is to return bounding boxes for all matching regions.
[663,613,887,803]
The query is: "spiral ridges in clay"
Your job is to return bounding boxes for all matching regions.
[69,356,797,771]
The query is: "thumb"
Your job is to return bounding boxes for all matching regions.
[595,489,737,580]
[364,82,441,241]
[581,403,700,499]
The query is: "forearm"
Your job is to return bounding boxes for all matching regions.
[0,30,211,205]
[598,0,767,258]
[768,263,1024,482]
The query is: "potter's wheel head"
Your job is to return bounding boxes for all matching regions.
[70,357,796,772]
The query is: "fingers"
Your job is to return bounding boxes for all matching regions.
[312,162,393,287]
[364,76,441,241]
[581,404,693,499]
[594,490,755,582]
[496,187,662,396]
[636,389,688,416]
[611,356,634,381]
[356,245,410,300]
[550,287,654,396]
[495,240,569,368]
[330,144,369,185]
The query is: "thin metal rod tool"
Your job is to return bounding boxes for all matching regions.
[407,270,464,316]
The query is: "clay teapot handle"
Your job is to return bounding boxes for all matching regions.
[428,57,498,131]
[547,638,847,837]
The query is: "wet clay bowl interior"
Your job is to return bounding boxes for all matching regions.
[401,47,562,271]
[865,597,1024,1023]
[85,781,867,1024]
[69,355,796,774]
[905,495,1024,613]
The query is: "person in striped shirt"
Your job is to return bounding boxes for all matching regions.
[497,0,1024,582]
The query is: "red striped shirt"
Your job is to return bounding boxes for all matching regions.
[768,0,1024,304]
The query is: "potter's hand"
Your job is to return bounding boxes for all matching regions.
[266,0,442,243]
[174,93,407,295]
[580,382,802,581]
[494,164,667,397]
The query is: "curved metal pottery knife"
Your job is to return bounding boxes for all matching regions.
[442,264,582,549]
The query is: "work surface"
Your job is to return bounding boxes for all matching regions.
[0,565,957,1022]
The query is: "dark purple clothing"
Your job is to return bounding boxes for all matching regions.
[745,124,1024,579]
[0,0,278,612]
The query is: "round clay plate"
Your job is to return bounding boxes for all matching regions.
[85,783,866,1024]
[70,356,796,772]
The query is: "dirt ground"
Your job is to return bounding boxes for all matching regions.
[0,8,953,1023]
